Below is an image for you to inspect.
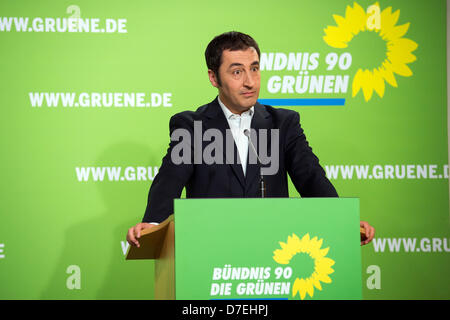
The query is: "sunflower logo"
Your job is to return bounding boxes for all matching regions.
[323,2,418,101]
[273,233,335,300]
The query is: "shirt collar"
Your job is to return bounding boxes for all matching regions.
[218,96,254,119]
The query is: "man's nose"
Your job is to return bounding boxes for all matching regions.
[243,71,255,88]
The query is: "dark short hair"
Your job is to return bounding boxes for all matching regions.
[205,31,261,85]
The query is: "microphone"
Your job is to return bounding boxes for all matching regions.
[243,129,266,198]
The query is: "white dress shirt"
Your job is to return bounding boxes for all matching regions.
[217,96,254,176]
[147,98,255,226]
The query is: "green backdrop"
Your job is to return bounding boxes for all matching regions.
[0,0,448,299]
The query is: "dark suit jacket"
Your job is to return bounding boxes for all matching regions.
[142,97,338,223]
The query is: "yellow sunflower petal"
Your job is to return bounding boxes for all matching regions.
[298,279,307,300]
[332,14,354,41]
[318,247,329,258]
[345,2,367,34]
[311,274,323,291]
[315,258,335,276]
[380,7,400,39]
[383,23,410,41]
[387,38,418,65]
[292,278,301,297]
[317,266,335,277]
[293,278,308,300]
[352,68,364,97]
[379,62,398,87]
[290,233,301,249]
[361,69,375,101]
[308,237,323,259]
[333,14,346,28]
[311,237,323,250]
[390,60,413,77]
[305,278,315,298]
[372,68,385,98]
[387,49,416,65]
[320,257,336,268]
[323,26,350,48]
[316,273,332,284]
[301,233,310,242]
[273,249,290,264]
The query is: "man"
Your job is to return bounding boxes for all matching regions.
[127,31,375,247]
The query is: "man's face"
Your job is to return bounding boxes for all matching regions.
[208,47,261,114]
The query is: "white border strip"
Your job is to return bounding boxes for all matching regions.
[447,0,450,224]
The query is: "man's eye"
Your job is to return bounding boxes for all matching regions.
[233,70,241,75]
[252,66,259,72]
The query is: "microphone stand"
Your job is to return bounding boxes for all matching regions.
[244,129,266,198]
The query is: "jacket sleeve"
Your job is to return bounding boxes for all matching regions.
[141,113,194,223]
[284,112,338,197]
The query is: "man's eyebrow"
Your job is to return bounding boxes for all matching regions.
[228,63,244,69]
[228,61,260,69]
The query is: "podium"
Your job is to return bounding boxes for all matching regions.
[126,198,363,300]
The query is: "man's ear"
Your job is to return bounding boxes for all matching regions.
[208,69,219,88]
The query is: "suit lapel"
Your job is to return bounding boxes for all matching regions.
[202,98,246,189]
[245,102,272,192]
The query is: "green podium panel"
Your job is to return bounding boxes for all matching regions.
[174,198,362,300]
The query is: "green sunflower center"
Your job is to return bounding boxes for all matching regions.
[349,30,387,70]
[290,252,315,279]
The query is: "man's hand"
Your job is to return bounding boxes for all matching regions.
[126,222,154,248]
[360,221,375,246]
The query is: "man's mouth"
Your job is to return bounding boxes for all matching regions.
[242,91,256,97]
